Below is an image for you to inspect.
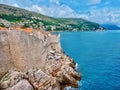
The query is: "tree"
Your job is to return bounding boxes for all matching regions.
[0,23,5,27]
[22,23,30,28]
[46,26,51,31]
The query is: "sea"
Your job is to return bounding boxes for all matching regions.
[59,30,120,90]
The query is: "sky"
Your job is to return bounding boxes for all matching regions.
[0,0,120,25]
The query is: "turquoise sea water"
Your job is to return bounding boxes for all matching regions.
[60,31,120,90]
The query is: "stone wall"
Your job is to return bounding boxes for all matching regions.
[0,30,46,73]
[0,30,62,78]
[0,31,12,78]
[0,30,81,90]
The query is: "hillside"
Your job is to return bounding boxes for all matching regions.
[101,24,120,30]
[0,4,105,31]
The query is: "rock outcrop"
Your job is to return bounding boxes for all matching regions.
[0,30,81,90]
[5,79,34,90]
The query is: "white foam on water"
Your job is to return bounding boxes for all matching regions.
[75,63,78,70]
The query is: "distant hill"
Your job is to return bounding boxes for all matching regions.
[101,24,120,30]
[0,4,105,31]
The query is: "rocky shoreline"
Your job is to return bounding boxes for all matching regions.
[0,29,81,90]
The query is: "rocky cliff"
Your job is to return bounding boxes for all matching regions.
[0,30,81,90]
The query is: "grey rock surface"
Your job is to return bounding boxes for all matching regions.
[5,79,33,90]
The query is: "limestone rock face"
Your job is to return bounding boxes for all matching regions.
[0,30,81,90]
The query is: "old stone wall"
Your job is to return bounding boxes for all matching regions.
[0,30,81,90]
[0,31,12,78]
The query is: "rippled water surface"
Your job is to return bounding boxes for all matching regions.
[60,31,120,90]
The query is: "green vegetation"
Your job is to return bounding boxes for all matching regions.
[0,4,105,31]
[0,73,10,81]
[0,14,22,22]
[22,23,30,28]
[46,26,52,31]
[0,22,5,27]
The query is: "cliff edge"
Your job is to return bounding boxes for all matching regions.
[0,30,81,90]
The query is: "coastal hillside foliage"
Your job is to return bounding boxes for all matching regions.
[0,4,105,31]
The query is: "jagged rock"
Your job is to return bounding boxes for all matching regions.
[0,70,24,89]
[5,79,34,90]
[0,80,10,89]
[45,52,81,89]
[25,69,58,90]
